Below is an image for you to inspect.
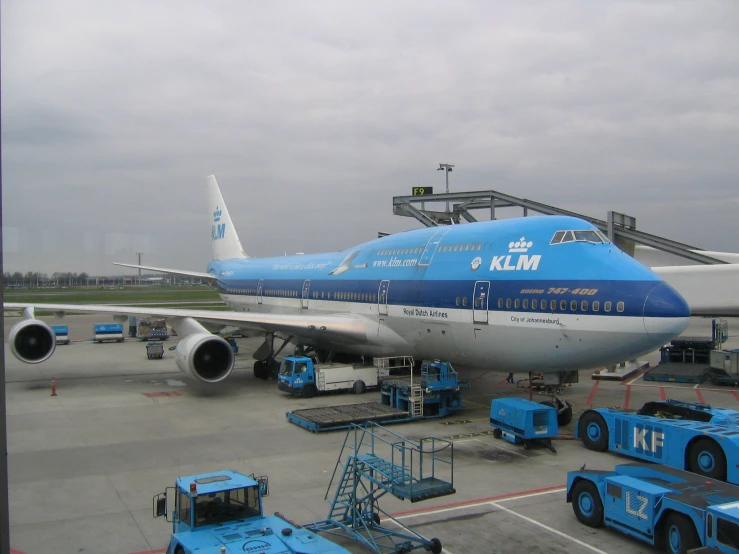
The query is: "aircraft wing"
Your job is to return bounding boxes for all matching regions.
[111,263,215,281]
[2,302,370,344]
[652,264,739,317]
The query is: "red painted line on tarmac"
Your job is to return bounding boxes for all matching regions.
[11,549,27,554]
[389,484,565,518]
[128,549,166,554]
[733,391,739,403]
[471,370,492,382]
[660,387,666,400]
[624,385,631,410]
[585,381,600,407]
[696,389,706,404]
[494,376,508,385]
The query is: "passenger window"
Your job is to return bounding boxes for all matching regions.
[617,301,625,312]
[532,299,537,310]
[456,297,460,306]
[550,300,556,311]
[514,299,520,309]
[560,300,567,311]
[592,301,599,311]
[570,300,577,311]
[605,301,612,312]
[523,299,529,309]
[506,299,511,309]
[462,297,468,307]
[498,298,503,309]
[581,300,588,311]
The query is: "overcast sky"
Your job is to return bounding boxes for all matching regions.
[2,0,738,275]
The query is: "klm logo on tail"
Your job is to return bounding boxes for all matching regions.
[490,237,541,271]
[212,207,225,241]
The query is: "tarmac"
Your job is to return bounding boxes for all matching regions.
[4,313,739,554]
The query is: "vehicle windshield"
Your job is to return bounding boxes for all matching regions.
[279,359,294,376]
[194,486,260,527]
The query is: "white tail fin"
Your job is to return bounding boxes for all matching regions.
[206,175,249,260]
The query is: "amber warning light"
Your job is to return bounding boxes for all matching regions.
[190,482,197,496]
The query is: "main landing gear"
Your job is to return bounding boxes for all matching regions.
[253,333,293,380]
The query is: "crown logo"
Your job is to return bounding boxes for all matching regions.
[508,237,533,253]
[213,207,222,222]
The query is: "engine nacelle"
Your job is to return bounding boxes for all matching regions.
[9,319,57,364]
[174,333,235,383]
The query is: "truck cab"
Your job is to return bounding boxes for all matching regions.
[277,356,316,396]
[153,469,349,554]
[696,502,739,553]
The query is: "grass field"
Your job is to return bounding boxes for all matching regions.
[4,285,226,311]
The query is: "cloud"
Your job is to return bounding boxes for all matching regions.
[2,0,738,274]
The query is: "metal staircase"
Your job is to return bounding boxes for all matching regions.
[305,422,454,554]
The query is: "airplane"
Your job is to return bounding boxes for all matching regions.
[5,176,694,395]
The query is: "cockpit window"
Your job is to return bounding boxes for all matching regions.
[551,231,566,244]
[550,229,610,245]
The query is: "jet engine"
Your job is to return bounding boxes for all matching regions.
[174,333,235,383]
[9,319,57,364]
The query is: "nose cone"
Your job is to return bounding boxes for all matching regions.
[643,282,691,341]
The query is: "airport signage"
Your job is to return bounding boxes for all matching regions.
[412,187,434,196]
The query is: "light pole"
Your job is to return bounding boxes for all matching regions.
[136,252,143,286]
[437,163,455,214]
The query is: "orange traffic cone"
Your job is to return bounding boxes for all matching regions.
[51,376,57,397]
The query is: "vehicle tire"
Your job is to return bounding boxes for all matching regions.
[253,361,267,380]
[174,545,185,554]
[353,380,366,394]
[427,538,442,554]
[493,428,502,439]
[301,385,316,399]
[579,411,609,452]
[663,512,701,554]
[372,512,381,526]
[687,438,727,481]
[571,479,604,528]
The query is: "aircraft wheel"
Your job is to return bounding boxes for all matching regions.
[663,512,700,554]
[301,385,316,398]
[579,411,609,452]
[541,400,573,426]
[571,480,604,528]
[253,361,268,380]
[687,438,727,481]
[353,380,366,394]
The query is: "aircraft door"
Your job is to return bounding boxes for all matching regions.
[257,280,263,305]
[301,280,311,309]
[378,280,390,315]
[418,229,450,266]
[473,281,490,324]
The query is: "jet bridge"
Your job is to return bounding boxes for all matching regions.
[393,189,727,265]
